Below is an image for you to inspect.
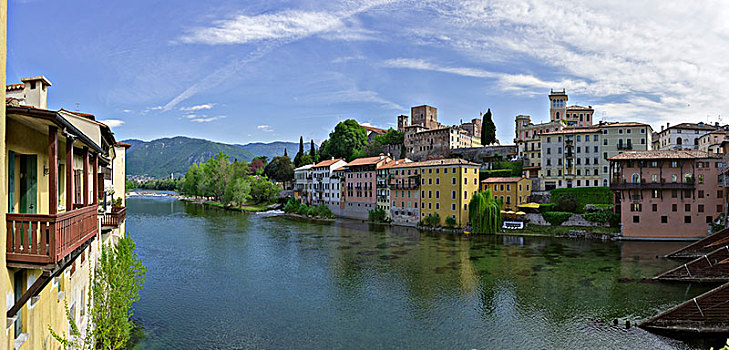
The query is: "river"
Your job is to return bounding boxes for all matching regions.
[127,195,724,349]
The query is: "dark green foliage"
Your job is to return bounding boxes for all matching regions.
[492,161,523,176]
[125,180,136,191]
[318,140,330,160]
[368,208,388,222]
[421,214,441,227]
[445,216,457,228]
[553,193,578,213]
[550,187,612,213]
[482,108,496,145]
[310,140,317,162]
[283,198,333,218]
[264,156,294,184]
[479,169,512,181]
[542,211,573,226]
[322,119,368,161]
[374,128,404,146]
[294,136,305,167]
[583,210,620,227]
[249,176,281,203]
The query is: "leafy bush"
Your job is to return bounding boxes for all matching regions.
[553,193,578,213]
[542,211,573,226]
[368,208,388,223]
[445,216,457,228]
[297,203,310,216]
[306,206,318,217]
[550,187,612,213]
[583,210,620,227]
[585,204,613,212]
[492,161,523,176]
[423,214,441,227]
[539,203,554,214]
[283,198,300,213]
[315,205,334,219]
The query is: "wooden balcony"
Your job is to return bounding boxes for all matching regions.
[6,205,98,265]
[101,207,127,229]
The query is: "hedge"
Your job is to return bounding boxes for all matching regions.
[479,169,512,181]
[542,211,573,226]
[583,210,620,227]
[539,203,554,214]
[550,187,612,213]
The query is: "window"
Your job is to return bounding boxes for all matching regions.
[672,204,677,212]
[719,205,723,213]
[685,204,691,211]
[699,204,704,213]
[631,203,642,212]
[452,191,456,199]
[652,203,658,211]
[633,215,639,223]
[698,174,704,184]
[698,190,704,198]
[652,190,659,199]
[661,216,668,223]
[435,191,440,199]
[684,216,691,223]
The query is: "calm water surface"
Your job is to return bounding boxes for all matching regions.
[128,196,723,349]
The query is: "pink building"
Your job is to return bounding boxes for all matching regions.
[609,150,724,240]
[342,155,392,219]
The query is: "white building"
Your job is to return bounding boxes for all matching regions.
[655,122,719,150]
[310,158,347,206]
[293,163,314,203]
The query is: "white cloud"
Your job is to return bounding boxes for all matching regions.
[360,122,374,127]
[403,0,729,126]
[257,125,274,132]
[190,115,227,123]
[180,104,214,111]
[183,114,198,119]
[99,119,125,128]
[122,109,132,113]
[331,55,366,64]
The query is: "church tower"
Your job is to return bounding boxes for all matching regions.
[548,89,567,122]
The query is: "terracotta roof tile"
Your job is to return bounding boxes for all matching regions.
[481,177,526,183]
[346,156,390,167]
[312,158,345,168]
[360,125,387,134]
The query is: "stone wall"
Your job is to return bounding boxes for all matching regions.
[449,145,518,163]
[526,213,609,227]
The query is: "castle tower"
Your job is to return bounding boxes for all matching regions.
[514,114,532,143]
[548,89,567,123]
[397,114,409,132]
[411,105,438,129]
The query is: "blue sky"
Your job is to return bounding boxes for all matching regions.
[7,0,729,145]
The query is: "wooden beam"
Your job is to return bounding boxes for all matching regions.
[48,126,58,215]
[66,137,74,210]
[93,154,98,205]
[83,147,89,206]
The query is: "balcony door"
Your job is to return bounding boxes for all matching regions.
[19,154,37,214]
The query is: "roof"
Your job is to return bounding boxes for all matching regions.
[599,122,650,128]
[542,127,600,135]
[115,142,131,148]
[294,164,314,172]
[608,150,719,161]
[411,158,480,168]
[481,177,527,183]
[312,158,344,168]
[664,123,719,132]
[566,105,593,110]
[21,76,52,86]
[332,167,346,172]
[60,109,96,121]
[377,159,412,169]
[360,125,386,134]
[6,83,24,91]
[523,166,541,170]
[345,155,390,167]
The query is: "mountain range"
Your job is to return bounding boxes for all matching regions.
[122,136,313,178]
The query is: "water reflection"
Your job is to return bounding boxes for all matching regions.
[128,196,721,349]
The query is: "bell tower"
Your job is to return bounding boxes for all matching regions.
[548,89,567,123]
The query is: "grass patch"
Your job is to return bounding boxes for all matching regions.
[203,201,270,212]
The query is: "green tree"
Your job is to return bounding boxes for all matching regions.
[264,155,294,186]
[374,128,404,146]
[51,236,147,350]
[201,152,231,200]
[481,108,496,145]
[324,119,368,161]
[182,162,204,197]
[294,136,305,167]
[309,139,317,163]
[223,177,251,206]
[249,176,281,203]
[318,139,330,160]
[469,189,502,234]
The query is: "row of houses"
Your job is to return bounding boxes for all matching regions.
[1,75,128,348]
[294,155,487,227]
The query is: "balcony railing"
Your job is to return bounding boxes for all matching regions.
[101,207,127,229]
[6,205,98,265]
[388,182,419,190]
[617,144,633,150]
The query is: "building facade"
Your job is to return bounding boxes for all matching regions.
[343,155,392,219]
[418,158,480,227]
[609,150,723,239]
[293,164,314,203]
[2,77,127,349]
[698,130,729,154]
[655,122,719,150]
[310,158,347,206]
[480,177,532,210]
[387,161,421,226]
[540,128,602,190]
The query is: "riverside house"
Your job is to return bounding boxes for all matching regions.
[480,177,532,210]
[417,158,480,228]
[343,154,392,220]
[310,158,347,206]
[2,76,128,349]
[609,150,722,240]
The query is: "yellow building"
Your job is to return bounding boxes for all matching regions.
[418,158,480,227]
[1,76,127,349]
[480,177,532,210]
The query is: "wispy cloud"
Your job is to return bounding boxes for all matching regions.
[180,104,214,111]
[257,125,273,132]
[190,115,227,123]
[122,109,132,113]
[99,119,125,128]
[331,55,366,64]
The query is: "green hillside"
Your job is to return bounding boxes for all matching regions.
[123,137,312,178]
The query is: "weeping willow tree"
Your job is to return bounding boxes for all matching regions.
[469,189,503,234]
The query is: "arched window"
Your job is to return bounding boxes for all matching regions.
[556,112,560,119]
[632,173,640,183]
[677,138,682,145]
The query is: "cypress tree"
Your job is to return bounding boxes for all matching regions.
[294,136,305,167]
[481,108,497,146]
[310,140,316,162]
[283,148,288,157]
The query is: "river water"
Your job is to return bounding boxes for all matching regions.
[127,195,724,349]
